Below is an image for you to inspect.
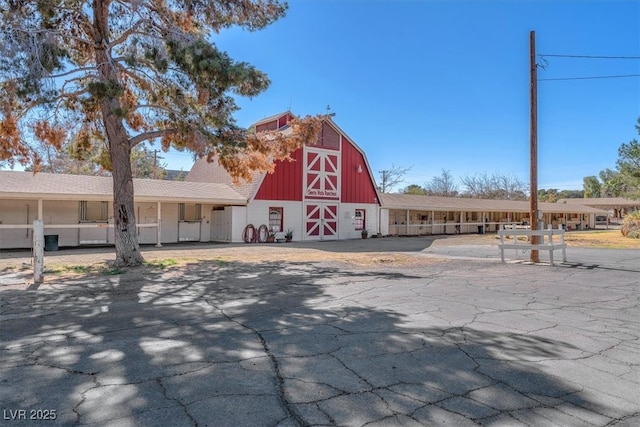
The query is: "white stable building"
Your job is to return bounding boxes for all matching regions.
[0,112,612,250]
[0,171,246,249]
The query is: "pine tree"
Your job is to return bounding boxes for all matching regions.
[0,0,321,266]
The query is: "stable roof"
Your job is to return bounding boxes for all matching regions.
[186,157,262,199]
[380,193,607,214]
[556,197,640,208]
[0,171,247,205]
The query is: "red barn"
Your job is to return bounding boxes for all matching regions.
[187,112,381,242]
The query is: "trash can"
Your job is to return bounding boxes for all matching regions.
[477,225,484,234]
[44,235,59,251]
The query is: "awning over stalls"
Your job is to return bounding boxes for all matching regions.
[0,171,247,205]
[380,193,607,215]
[556,197,639,216]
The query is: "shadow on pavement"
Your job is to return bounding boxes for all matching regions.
[0,235,478,263]
[0,259,618,426]
[561,261,640,274]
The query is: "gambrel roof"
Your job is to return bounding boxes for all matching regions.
[185,113,382,204]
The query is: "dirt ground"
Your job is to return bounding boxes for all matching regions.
[561,229,640,248]
[0,242,444,284]
[1,230,638,288]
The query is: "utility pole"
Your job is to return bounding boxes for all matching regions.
[152,149,163,180]
[529,31,539,262]
[380,170,388,193]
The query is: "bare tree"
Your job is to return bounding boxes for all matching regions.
[425,169,458,196]
[461,172,527,200]
[378,164,412,193]
[25,140,167,178]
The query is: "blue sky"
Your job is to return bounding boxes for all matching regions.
[160,0,640,191]
[7,1,637,192]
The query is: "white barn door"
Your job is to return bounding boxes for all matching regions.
[305,203,338,240]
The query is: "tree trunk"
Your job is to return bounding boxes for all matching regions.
[94,0,144,267]
[106,115,144,267]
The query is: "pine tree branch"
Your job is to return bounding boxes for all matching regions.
[49,66,98,80]
[129,129,177,147]
[109,19,151,49]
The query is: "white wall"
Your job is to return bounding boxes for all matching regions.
[0,200,85,248]
[161,204,179,243]
[0,199,38,249]
[230,206,248,243]
[2,197,382,247]
[338,203,379,240]
[379,208,389,236]
[245,201,304,241]
[136,202,159,244]
[2,196,383,248]
[0,199,209,248]
[245,200,380,242]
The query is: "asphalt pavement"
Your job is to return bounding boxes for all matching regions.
[1,239,639,426]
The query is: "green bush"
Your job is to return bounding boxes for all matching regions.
[621,210,640,239]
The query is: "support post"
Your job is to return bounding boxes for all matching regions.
[559,224,567,262]
[499,225,505,263]
[33,220,44,284]
[529,30,539,262]
[406,209,410,236]
[431,210,435,234]
[155,202,162,247]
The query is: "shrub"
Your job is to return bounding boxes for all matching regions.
[621,210,640,239]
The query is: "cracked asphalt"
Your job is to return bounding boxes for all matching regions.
[1,239,639,426]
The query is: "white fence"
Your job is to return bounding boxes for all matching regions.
[0,223,158,230]
[16,221,159,284]
[388,221,522,236]
[0,222,159,246]
[498,225,567,265]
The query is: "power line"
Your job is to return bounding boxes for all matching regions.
[538,54,640,60]
[536,52,640,81]
[538,74,640,81]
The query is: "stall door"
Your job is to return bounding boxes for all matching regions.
[305,203,338,240]
[178,222,201,241]
[210,210,227,241]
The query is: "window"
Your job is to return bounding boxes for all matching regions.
[79,201,108,222]
[354,209,365,230]
[179,203,201,222]
[269,207,283,232]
